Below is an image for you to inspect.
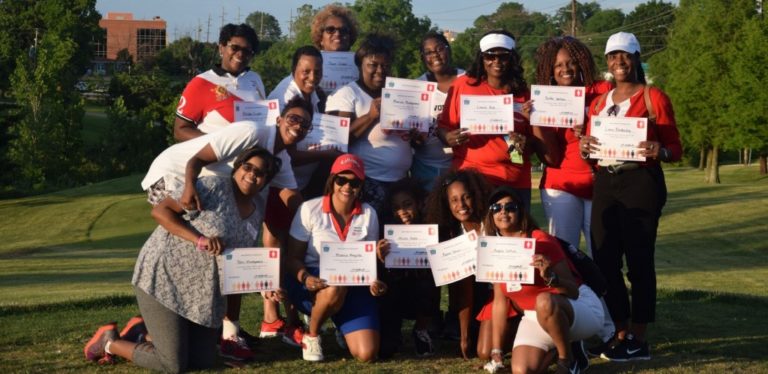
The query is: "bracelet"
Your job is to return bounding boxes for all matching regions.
[491,348,503,356]
[196,236,207,251]
[545,271,559,287]
[659,147,670,162]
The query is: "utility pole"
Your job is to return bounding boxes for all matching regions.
[571,0,577,36]
[220,7,226,29]
[206,14,212,43]
[260,12,264,39]
[196,19,202,41]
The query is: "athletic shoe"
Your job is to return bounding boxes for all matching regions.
[281,324,304,348]
[335,329,347,350]
[219,336,256,361]
[84,322,118,361]
[412,328,434,356]
[571,340,589,371]
[260,317,287,338]
[301,335,324,362]
[238,327,260,348]
[587,333,616,358]
[600,334,650,362]
[119,315,147,343]
[483,359,505,373]
[555,358,580,374]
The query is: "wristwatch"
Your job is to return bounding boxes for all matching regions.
[545,271,559,287]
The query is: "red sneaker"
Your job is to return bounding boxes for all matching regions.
[281,324,304,348]
[119,315,147,343]
[219,336,256,361]
[259,317,286,338]
[84,322,118,362]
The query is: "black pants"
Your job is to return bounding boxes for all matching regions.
[591,165,666,324]
[378,269,439,358]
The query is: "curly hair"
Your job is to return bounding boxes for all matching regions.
[466,30,527,95]
[219,23,259,52]
[534,36,598,86]
[482,187,540,237]
[425,169,492,240]
[311,4,359,50]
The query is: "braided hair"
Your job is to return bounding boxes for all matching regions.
[534,36,598,86]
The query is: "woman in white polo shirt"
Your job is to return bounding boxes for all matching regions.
[285,154,387,363]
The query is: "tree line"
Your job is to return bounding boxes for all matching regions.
[0,0,765,196]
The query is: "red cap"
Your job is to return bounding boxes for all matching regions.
[330,154,365,180]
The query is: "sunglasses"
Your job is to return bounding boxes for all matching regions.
[482,51,512,62]
[284,113,313,131]
[489,202,518,214]
[422,44,449,58]
[607,104,620,117]
[240,163,266,178]
[323,26,350,35]
[227,43,254,56]
[334,175,363,188]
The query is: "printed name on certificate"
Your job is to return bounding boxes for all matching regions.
[320,241,377,286]
[530,85,586,128]
[221,247,280,295]
[590,116,648,162]
[460,94,515,134]
[297,113,350,152]
[475,236,535,284]
[426,230,479,286]
[384,224,439,269]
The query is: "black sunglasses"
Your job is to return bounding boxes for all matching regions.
[482,51,512,61]
[323,26,350,35]
[285,113,313,131]
[334,175,362,188]
[489,202,518,214]
[607,104,620,117]
[227,43,254,56]
[240,163,266,178]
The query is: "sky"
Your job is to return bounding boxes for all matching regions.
[95,0,678,42]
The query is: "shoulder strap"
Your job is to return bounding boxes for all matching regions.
[643,85,656,124]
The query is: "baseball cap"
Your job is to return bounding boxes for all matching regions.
[330,154,365,180]
[479,33,516,52]
[604,32,641,55]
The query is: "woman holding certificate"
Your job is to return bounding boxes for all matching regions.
[285,154,387,363]
[579,32,682,362]
[84,147,281,371]
[438,30,555,209]
[483,186,603,374]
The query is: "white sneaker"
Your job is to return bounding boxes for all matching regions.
[301,335,324,362]
[483,359,505,373]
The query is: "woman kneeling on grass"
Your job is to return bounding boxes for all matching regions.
[84,146,281,372]
[285,153,387,362]
[483,186,603,374]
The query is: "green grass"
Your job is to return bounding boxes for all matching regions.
[82,105,110,147]
[1,165,767,372]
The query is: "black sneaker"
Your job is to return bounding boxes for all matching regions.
[238,327,260,348]
[571,340,589,371]
[600,334,650,362]
[555,358,581,374]
[587,334,616,358]
[412,328,434,356]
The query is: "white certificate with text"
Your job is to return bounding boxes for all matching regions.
[319,241,377,286]
[220,247,280,295]
[460,94,515,134]
[530,85,586,128]
[320,51,358,95]
[475,236,535,284]
[296,113,350,152]
[426,230,479,287]
[590,116,648,162]
[380,88,432,132]
[384,224,439,269]
[385,77,438,93]
[233,99,280,127]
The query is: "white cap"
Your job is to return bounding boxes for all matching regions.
[604,32,641,55]
[479,33,516,52]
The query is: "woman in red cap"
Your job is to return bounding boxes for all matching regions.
[285,154,388,363]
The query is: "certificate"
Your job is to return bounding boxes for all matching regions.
[296,113,350,152]
[385,77,438,93]
[380,88,432,132]
[590,116,648,162]
[460,94,515,134]
[320,51,358,95]
[530,85,586,128]
[383,224,439,269]
[319,241,377,286]
[233,99,280,127]
[425,230,479,287]
[475,236,535,284]
[220,247,280,295]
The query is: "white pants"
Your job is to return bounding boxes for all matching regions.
[541,189,593,256]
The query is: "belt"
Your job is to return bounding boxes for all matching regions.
[605,163,640,174]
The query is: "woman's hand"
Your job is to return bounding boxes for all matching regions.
[199,236,224,255]
[180,184,202,212]
[368,97,381,120]
[263,289,286,302]
[638,140,661,159]
[507,131,527,152]
[304,274,328,292]
[369,279,388,297]
[376,239,390,263]
[444,128,469,147]
[579,135,599,157]
[520,99,534,120]
[531,254,553,280]
[572,124,584,139]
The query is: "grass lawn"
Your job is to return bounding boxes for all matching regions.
[1,165,766,373]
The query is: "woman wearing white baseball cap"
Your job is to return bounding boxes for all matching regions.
[579,31,682,362]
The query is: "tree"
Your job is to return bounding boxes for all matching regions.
[156,37,217,78]
[289,4,315,44]
[245,11,282,42]
[623,0,675,58]
[656,0,757,183]
[583,9,625,33]
[553,1,602,35]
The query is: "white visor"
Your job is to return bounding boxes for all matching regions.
[479,33,516,52]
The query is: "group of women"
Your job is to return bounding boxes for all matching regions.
[83,4,681,373]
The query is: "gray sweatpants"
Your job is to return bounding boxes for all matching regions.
[133,287,218,373]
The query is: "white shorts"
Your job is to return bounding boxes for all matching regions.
[513,285,604,351]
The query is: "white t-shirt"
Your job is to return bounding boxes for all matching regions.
[414,69,466,169]
[325,81,412,182]
[141,120,296,192]
[268,75,322,190]
[289,195,379,268]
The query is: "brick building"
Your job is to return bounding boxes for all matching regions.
[95,12,166,64]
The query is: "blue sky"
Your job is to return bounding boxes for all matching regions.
[95,0,677,42]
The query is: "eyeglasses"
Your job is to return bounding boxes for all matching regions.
[489,202,518,214]
[227,43,254,56]
[285,113,313,131]
[323,26,350,35]
[422,44,449,58]
[607,104,620,117]
[482,51,512,62]
[334,175,363,188]
[240,163,266,177]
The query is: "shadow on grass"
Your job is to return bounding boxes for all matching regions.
[0,233,149,259]
[0,294,136,316]
[0,269,133,288]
